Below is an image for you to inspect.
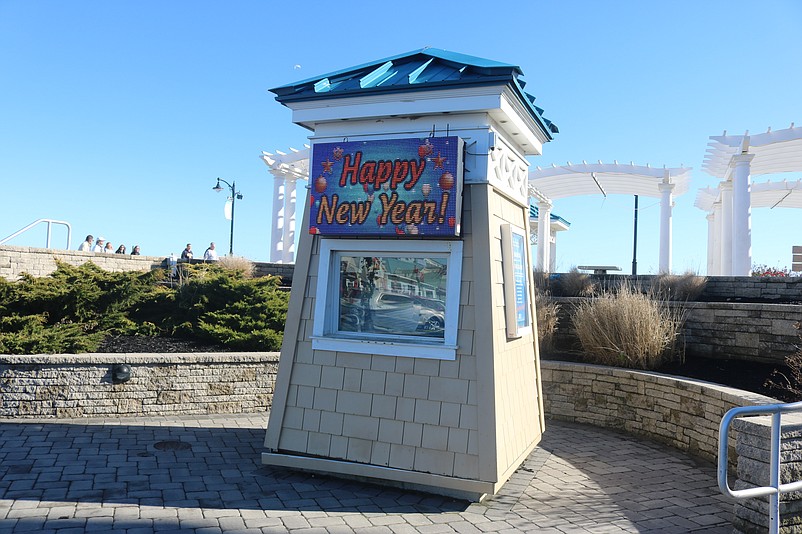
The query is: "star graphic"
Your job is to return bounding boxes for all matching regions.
[321,159,335,173]
[432,152,446,169]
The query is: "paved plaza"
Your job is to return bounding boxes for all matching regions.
[0,413,733,533]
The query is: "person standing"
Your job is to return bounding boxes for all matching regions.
[104,242,114,253]
[130,245,141,256]
[115,245,126,254]
[181,243,193,261]
[92,237,105,252]
[78,235,94,251]
[203,242,218,261]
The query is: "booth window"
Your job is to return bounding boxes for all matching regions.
[312,239,463,360]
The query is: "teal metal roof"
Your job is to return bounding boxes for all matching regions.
[270,48,558,139]
[530,204,571,227]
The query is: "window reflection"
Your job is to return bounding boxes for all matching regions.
[338,256,448,338]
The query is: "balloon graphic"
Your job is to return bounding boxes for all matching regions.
[314,175,327,193]
[439,172,454,190]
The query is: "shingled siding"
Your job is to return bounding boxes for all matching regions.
[550,297,800,366]
[0,353,280,418]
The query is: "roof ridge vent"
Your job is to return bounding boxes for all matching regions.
[408,58,433,84]
[360,61,394,89]
[314,78,331,93]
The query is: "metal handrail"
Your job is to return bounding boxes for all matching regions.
[718,401,802,534]
[0,219,72,250]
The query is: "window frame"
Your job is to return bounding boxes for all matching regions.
[311,238,463,360]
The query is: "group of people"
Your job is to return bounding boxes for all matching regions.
[78,235,141,256]
[181,242,218,262]
[78,234,220,262]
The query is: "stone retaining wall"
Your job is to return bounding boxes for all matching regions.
[550,297,800,365]
[1,355,774,468]
[0,353,280,418]
[0,245,166,280]
[0,245,295,283]
[552,273,802,303]
[541,360,778,469]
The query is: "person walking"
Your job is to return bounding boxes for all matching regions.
[181,243,193,261]
[92,237,105,252]
[203,242,218,261]
[78,235,93,251]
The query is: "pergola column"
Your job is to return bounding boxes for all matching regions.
[658,179,674,273]
[712,200,722,275]
[549,230,557,272]
[731,153,755,276]
[706,212,716,275]
[536,199,552,272]
[719,181,733,275]
[282,178,297,263]
[270,175,286,263]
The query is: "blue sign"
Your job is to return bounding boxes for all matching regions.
[308,137,462,237]
[511,231,529,329]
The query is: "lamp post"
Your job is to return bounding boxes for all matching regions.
[212,178,243,255]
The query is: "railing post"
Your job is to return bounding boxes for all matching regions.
[770,412,781,534]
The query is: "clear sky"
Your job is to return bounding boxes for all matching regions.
[1,1,800,273]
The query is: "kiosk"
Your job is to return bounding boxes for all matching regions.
[263,48,558,500]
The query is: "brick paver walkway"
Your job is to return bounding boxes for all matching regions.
[0,413,733,533]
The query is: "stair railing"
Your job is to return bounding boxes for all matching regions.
[0,219,72,250]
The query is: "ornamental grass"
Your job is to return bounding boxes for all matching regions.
[572,284,683,370]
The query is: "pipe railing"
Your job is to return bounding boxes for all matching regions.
[718,401,802,534]
[0,219,72,250]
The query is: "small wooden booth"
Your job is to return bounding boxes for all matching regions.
[263,48,558,500]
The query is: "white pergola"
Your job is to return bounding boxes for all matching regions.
[696,124,802,276]
[528,198,570,272]
[529,162,692,273]
[260,147,309,263]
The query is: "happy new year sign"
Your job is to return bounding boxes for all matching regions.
[308,136,463,237]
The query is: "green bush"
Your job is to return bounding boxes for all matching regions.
[0,261,289,354]
[169,266,288,351]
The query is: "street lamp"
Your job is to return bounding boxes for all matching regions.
[212,178,243,255]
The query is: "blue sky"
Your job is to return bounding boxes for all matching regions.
[1,1,800,273]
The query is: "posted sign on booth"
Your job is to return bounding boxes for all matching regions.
[309,137,463,237]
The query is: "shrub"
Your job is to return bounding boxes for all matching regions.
[752,264,798,277]
[571,284,683,370]
[652,271,707,301]
[217,255,255,278]
[555,267,595,297]
[169,268,288,351]
[0,261,289,354]
[534,287,559,352]
[0,314,103,354]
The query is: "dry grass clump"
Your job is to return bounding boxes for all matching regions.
[572,284,683,370]
[534,287,560,352]
[557,267,595,297]
[653,271,707,301]
[217,255,255,278]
